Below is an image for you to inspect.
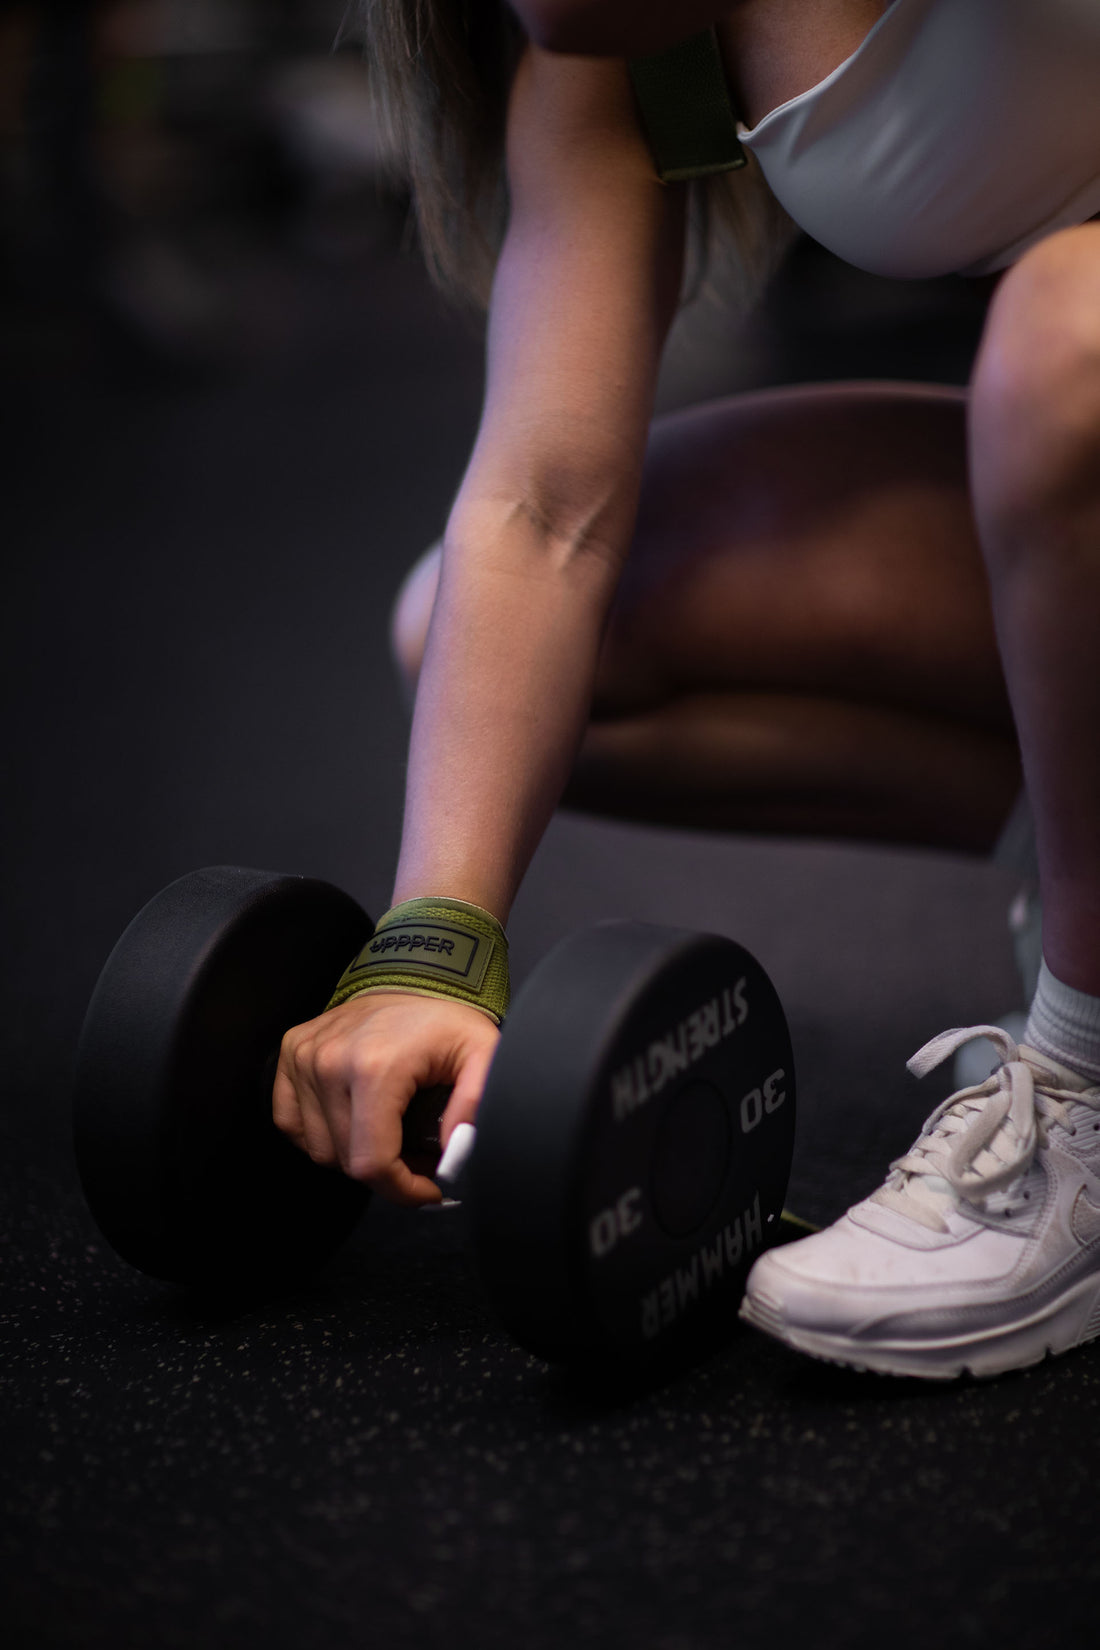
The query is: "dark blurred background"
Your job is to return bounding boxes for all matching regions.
[7,9,1094,1650]
[2,0,406,372]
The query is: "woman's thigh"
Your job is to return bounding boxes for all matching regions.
[597,380,1012,732]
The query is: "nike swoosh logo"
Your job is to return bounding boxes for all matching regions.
[1071,1184,1100,1247]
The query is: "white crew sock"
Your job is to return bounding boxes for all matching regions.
[1025,960,1100,1083]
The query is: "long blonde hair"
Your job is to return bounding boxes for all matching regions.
[342,1,795,311]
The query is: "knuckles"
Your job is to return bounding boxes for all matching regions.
[279,1022,408,1097]
[310,1039,351,1087]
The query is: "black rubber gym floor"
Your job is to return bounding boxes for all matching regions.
[4,238,1098,1650]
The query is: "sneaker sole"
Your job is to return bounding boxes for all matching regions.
[740,1273,1100,1380]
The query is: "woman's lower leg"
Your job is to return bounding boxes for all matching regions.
[970,226,1100,997]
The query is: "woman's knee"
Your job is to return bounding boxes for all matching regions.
[971,226,1100,552]
[390,542,442,694]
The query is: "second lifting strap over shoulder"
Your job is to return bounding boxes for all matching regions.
[628,25,747,184]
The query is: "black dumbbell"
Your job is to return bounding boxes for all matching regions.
[73,867,798,1362]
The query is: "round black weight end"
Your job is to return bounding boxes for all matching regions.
[73,867,373,1287]
[469,922,795,1363]
[650,1080,731,1239]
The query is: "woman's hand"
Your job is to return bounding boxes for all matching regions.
[272,993,500,1206]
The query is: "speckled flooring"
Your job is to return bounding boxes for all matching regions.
[4,237,1098,1650]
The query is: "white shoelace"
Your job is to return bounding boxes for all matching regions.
[872,1026,1093,1233]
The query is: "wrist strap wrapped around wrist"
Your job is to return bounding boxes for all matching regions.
[324,897,510,1025]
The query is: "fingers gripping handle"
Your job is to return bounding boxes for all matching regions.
[400,1085,476,1197]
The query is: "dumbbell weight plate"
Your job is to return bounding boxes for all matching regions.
[468,922,795,1362]
[73,866,374,1285]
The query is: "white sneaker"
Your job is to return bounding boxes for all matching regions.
[741,1026,1100,1378]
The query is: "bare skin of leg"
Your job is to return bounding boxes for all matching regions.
[969,223,1100,995]
[394,380,1020,853]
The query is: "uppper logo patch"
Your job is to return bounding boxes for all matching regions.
[347,921,491,989]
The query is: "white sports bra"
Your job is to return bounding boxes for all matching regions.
[735,0,1100,279]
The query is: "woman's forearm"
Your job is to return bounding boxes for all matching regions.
[392,507,627,920]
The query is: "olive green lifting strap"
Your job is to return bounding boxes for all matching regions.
[325,897,511,1026]
[628,26,746,183]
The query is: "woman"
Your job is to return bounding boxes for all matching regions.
[275,0,1100,1377]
